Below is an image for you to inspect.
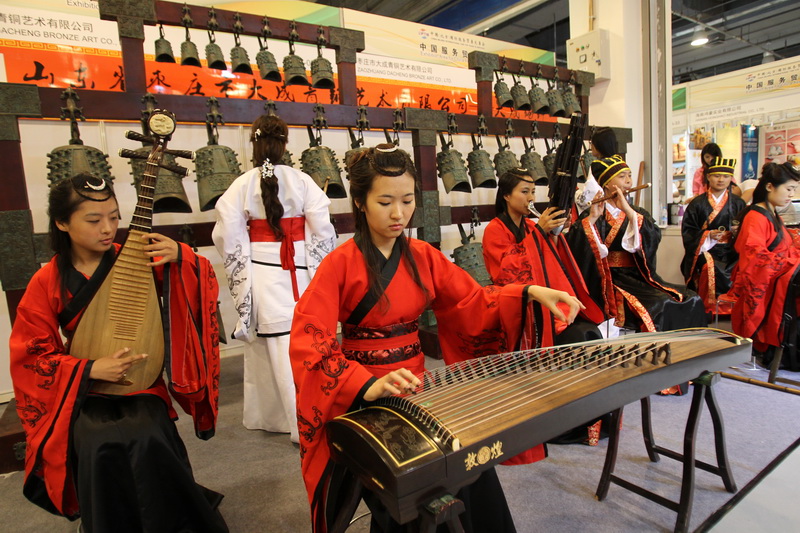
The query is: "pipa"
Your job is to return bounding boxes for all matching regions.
[70,110,193,394]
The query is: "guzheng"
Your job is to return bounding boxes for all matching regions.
[69,110,193,395]
[327,328,751,525]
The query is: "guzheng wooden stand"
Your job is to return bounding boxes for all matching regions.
[595,371,737,533]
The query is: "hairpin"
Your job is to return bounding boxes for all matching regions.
[260,157,274,180]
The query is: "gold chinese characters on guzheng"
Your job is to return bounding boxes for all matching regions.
[327,329,751,525]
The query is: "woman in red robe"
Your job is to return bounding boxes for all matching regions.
[729,161,800,369]
[9,174,227,532]
[483,168,604,344]
[289,144,583,533]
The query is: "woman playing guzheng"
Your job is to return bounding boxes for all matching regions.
[213,114,336,442]
[9,174,228,532]
[729,161,800,369]
[289,144,583,533]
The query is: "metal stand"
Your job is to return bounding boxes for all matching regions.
[596,372,737,533]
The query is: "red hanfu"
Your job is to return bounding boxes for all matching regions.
[730,206,800,349]
[9,243,224,528]
[482,215,604,335]
[290,237,546,532]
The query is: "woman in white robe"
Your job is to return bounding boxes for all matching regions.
[213,115,336,442]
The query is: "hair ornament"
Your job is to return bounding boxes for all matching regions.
[254,128,263,139]
[376,144,398,153]
[72,175,113,201]
[260,157,274,180]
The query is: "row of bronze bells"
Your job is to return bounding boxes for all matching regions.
[154,8,335,89]
[437,119,596,194]
[493,66,582,118]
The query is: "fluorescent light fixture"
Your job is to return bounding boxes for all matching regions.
[691,27,709,47]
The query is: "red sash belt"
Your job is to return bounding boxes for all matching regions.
[248,217,306,301]
[607,251,636,268]
[341,320,422,366]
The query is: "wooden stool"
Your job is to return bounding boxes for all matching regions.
[595,372,736,533]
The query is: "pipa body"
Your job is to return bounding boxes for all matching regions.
[70,116,180,395]
[327,329,750,524]
[69,229,165,395]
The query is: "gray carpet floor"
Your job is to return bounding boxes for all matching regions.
[1,342,799,532]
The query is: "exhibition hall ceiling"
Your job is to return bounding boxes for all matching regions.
[313,0,800,82]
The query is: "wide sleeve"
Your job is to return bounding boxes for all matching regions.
[481,219,515,283]
[9,266,91,517]
[163,244,221,440]
[289,252,378,506]
[419,244,551,363]
[566,213,612,315]
[680,198,710,282]
[730,211,800,337]
[211,177,254,342]
[301,174,337,277]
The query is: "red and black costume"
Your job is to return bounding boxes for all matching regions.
[483,213,604,343]
[9,243,227,532]
[290,236,556,532]
[730,205,800,369]
[680,188,745,312]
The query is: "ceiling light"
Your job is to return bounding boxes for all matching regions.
[762,51,775,64]
[691,27,709,47]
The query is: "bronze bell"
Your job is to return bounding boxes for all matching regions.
[301,145,346,198]
[155,25,176,63]
[47,88,113,186]
[311,27,335,90]
[179,6,201,67]
[230,13,252,74]
[279,149,294,167]
[511,76,531,111]
[180,39,202,67]
[257,48,281,82]
[494,78,513,109]
[47,144,113,187]
[195,144,241,211]
[206,41,227,70]
[205,9,226,70]
[546,84,567,118]
[452,224,491,286]
[521,151,548,185]
[437,135,471,193]
[230,45,252,75]
[576,151,595,183]
[284,22,311,86]
[283,53,310,86]
[561,85,581,116]
[543,151,556,182]
[257,18,281,82]
[196,97,241,211]
[311,55,335,89]
[493,136,521,179]
[467,133,496,189]
[528,84,549,114]
[129,148,192,213]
